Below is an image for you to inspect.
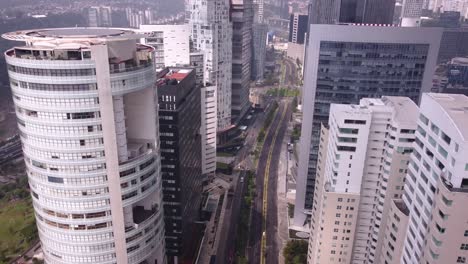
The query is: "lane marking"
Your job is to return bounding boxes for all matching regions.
[260,103,288,264]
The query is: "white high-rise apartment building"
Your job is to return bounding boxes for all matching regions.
[86,6,112,27]
[401,0,424,27]
[140,24,191,71]
[401,93,468,263]
[252,0,268,80]
[187,0,233,130]
[294,25,441,231]
[3,28,165,264]
[307,97,418,264]
[200,85,218,174]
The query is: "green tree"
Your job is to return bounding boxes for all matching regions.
[283,240,308,264]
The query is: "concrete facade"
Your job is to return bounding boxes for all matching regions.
[187,0,233,130]
[294,25,442,230]
[307,97,418,264]
[231,0,254,122]
[4,28,166,264]
[401,93,468,263]
[140,24,191,72]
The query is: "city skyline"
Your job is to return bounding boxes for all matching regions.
[2,1,468,264]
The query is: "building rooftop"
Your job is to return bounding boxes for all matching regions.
[2,27,143,43]
[157,68,192,86]
[428,93,468,141]
[381,96,419,126]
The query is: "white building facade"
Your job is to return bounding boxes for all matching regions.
[140,24,191,72]
[3,28,165,264]
[401,93,468,263]
[307,97,418,264]
[187,0,233,130]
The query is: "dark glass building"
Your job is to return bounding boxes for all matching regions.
[157,68,202,261]
[289,13,309,44]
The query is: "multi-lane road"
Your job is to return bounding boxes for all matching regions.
[248,100,291,264]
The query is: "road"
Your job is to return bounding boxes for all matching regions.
[248,100,291,264]
[214,101,275,264]
[282,58,297,87]
[214,169,247,264]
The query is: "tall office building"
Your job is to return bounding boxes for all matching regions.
[86,6,112,27]
[308,0,341,24]
[188,0,233,130]
[252,23,268,80]
[308,0,396,25]
[288,13,308,64]
[189,52,218,175]
[307,97,419,264]
[401,0,424,27]
[339,0,359,23]
[356,0,396,24]
[231,0,254,122]
[156,68,202,261]
[140,24,191,71]
[3,28,165,264]
[252,0,268,80]
[289,13,309,44]
[400,93,468,263]
[293,25,442,229]
[126,8,154,28]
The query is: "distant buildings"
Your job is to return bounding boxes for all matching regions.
[3,28,166,264]
[308,0,396,25]
[428,0,468,19]
[140,24,191,71]
[86,6,112,27]
[126,8,154,28]
[157,68,202,261]
[307,97,418,263]
[308,0,341,24]
[401,0,424,26]
[432,57,468,95]
[293,25,442,230]
[287,13,308,64]
[289,13,308,45]
[187,0,233,130]
[438,28,468,63]
[231,0,254,122]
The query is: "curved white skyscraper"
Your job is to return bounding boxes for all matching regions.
[3,28,165,264]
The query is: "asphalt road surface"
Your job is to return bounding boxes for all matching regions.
[248,100,291,264]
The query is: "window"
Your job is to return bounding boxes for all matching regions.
[460,244,468,250]
[344,119,366,125]
[431,123,440,135]
[419,114,429,125]
[457,256,466,263]
[441,132,451,145]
